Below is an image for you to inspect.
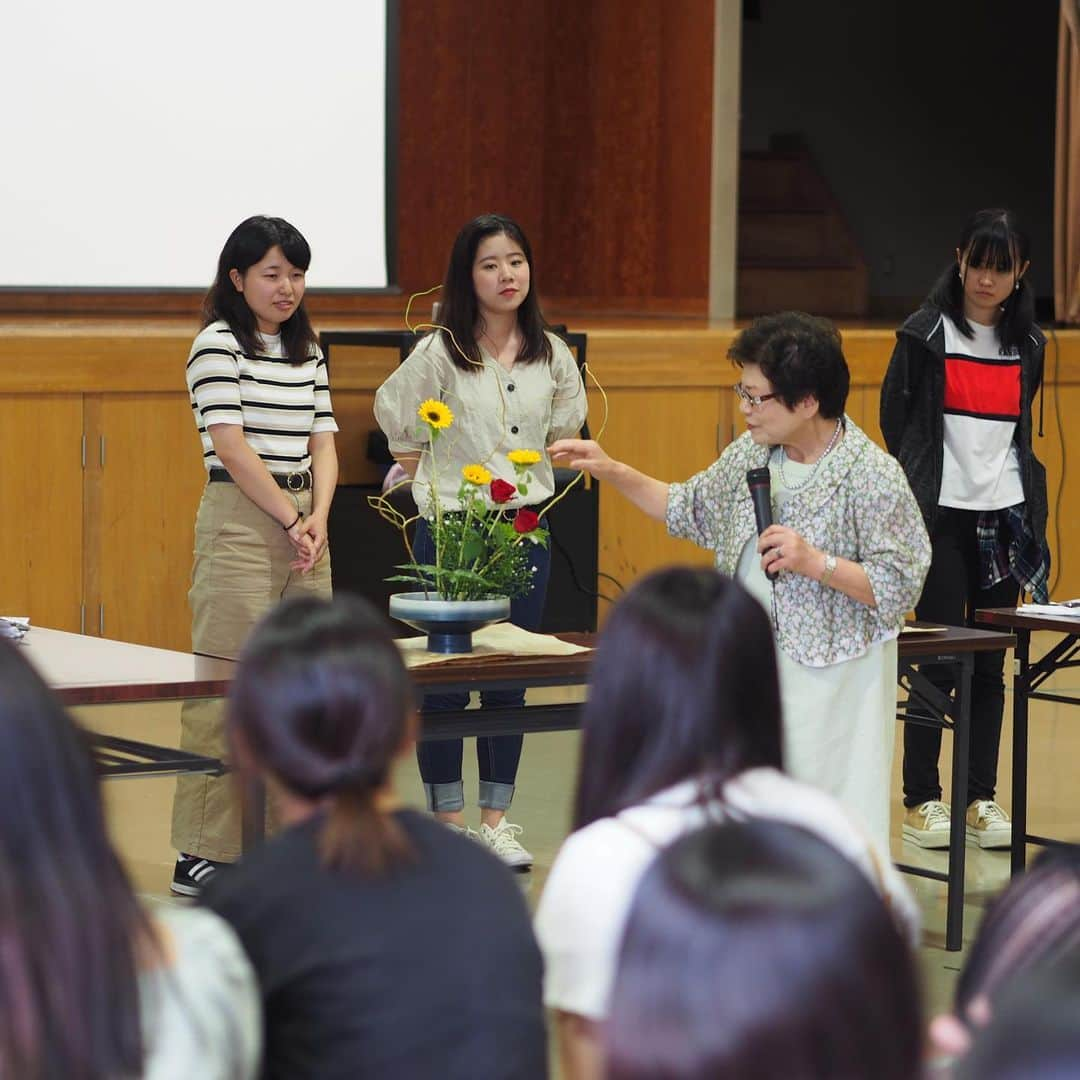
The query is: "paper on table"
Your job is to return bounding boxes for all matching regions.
[396,622,591,668]
[901,624,949,634]
[1017,601,1080,617]
[0,617,30,641]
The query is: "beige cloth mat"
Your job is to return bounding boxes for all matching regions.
[396,622,591,669]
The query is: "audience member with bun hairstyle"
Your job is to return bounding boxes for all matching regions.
[534,566,918,1080]
[605,820,923,1080]
[202,594,547,1080]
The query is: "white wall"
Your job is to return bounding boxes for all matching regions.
[0,0,388,288]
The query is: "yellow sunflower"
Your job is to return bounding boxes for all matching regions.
[507,448,542,466]
[461,464,492,486]
[418,399,454,429]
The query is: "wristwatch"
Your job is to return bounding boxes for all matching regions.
[821,553,838,587]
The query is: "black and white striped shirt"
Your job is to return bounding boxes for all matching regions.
[186,320,337,474]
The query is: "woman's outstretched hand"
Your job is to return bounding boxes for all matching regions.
[547,438,615,479]
[548,439,670,522]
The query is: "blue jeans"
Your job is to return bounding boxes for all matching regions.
[413,515,551,812]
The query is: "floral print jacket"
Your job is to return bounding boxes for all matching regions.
[666,417,931,668]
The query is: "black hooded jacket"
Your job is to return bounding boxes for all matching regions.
[879,306,1047,543]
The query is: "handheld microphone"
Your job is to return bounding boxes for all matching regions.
[746,467,778,582]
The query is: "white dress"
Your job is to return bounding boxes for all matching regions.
[736,450,897,851]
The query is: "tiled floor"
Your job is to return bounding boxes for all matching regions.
[78,629,1080,1034]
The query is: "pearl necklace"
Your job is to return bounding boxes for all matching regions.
[778,418,843,492]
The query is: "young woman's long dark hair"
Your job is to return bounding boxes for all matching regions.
[0,640,155,1078]
[201,215,320,364]
[926,207,1036,352]
[572,567,783,830]
[437,213,553,373]
[228,594,415,874]
[954,847,1080,1021]
[606,820,922,1080]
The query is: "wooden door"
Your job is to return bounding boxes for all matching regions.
[85,393,206,650]
[0,394,83,631]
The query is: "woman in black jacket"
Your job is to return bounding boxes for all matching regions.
[880,208,1049,852]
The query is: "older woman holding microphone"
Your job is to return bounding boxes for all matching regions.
[550,312,930,849]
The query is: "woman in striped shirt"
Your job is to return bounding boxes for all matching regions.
[171,215,339,897]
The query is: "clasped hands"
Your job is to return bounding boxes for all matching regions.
[285,511,329,574]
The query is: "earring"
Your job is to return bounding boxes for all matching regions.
[1015,281,1020,291]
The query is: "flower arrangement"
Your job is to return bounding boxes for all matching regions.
[384,399,549,602]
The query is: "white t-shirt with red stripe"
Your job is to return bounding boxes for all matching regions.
[939,314,1024,509]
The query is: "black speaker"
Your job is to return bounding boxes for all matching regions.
[328,469,598,634]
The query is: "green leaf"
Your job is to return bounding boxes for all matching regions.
[461,536,486,564]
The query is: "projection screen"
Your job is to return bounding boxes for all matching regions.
[0,0,389,289]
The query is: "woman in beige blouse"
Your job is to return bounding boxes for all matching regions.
[375,213,586,869]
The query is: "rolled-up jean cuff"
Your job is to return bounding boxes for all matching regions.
[425,781,465,813]
[479,780,514,811]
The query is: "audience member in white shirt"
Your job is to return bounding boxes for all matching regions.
[534,566,918,1080]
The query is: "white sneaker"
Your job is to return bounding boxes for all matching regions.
[479,820,533,871]
[902,800,952,848]
[966,799,1012,849]
[446,822,481,842]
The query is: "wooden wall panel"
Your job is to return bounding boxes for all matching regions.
[6,323,1078,650]
[397,1,549,293]
[398,0,713,312]
[0,395,83,631]
[541,0,713,306]
[590,385,728,595]
[86,395,207,651]
[1036,383,1080,601]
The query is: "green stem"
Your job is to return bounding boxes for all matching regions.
[430,437,446,597]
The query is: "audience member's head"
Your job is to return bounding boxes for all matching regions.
[0,639,154,1076]
[573,567,782,829]
[955,953,1080,1080]
[605,819,922,1080]
[228,594,416,874]
[930,848,1080,1060]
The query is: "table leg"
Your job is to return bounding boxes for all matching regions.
[1011,629,1031,876]
[945,652,972,952]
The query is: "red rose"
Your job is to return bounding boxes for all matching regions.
[513,508,540,534]
[490,478,516,504]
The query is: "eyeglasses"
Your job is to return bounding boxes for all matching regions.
[733,383,777,409]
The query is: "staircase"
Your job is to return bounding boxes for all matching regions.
[737,139,869,318]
